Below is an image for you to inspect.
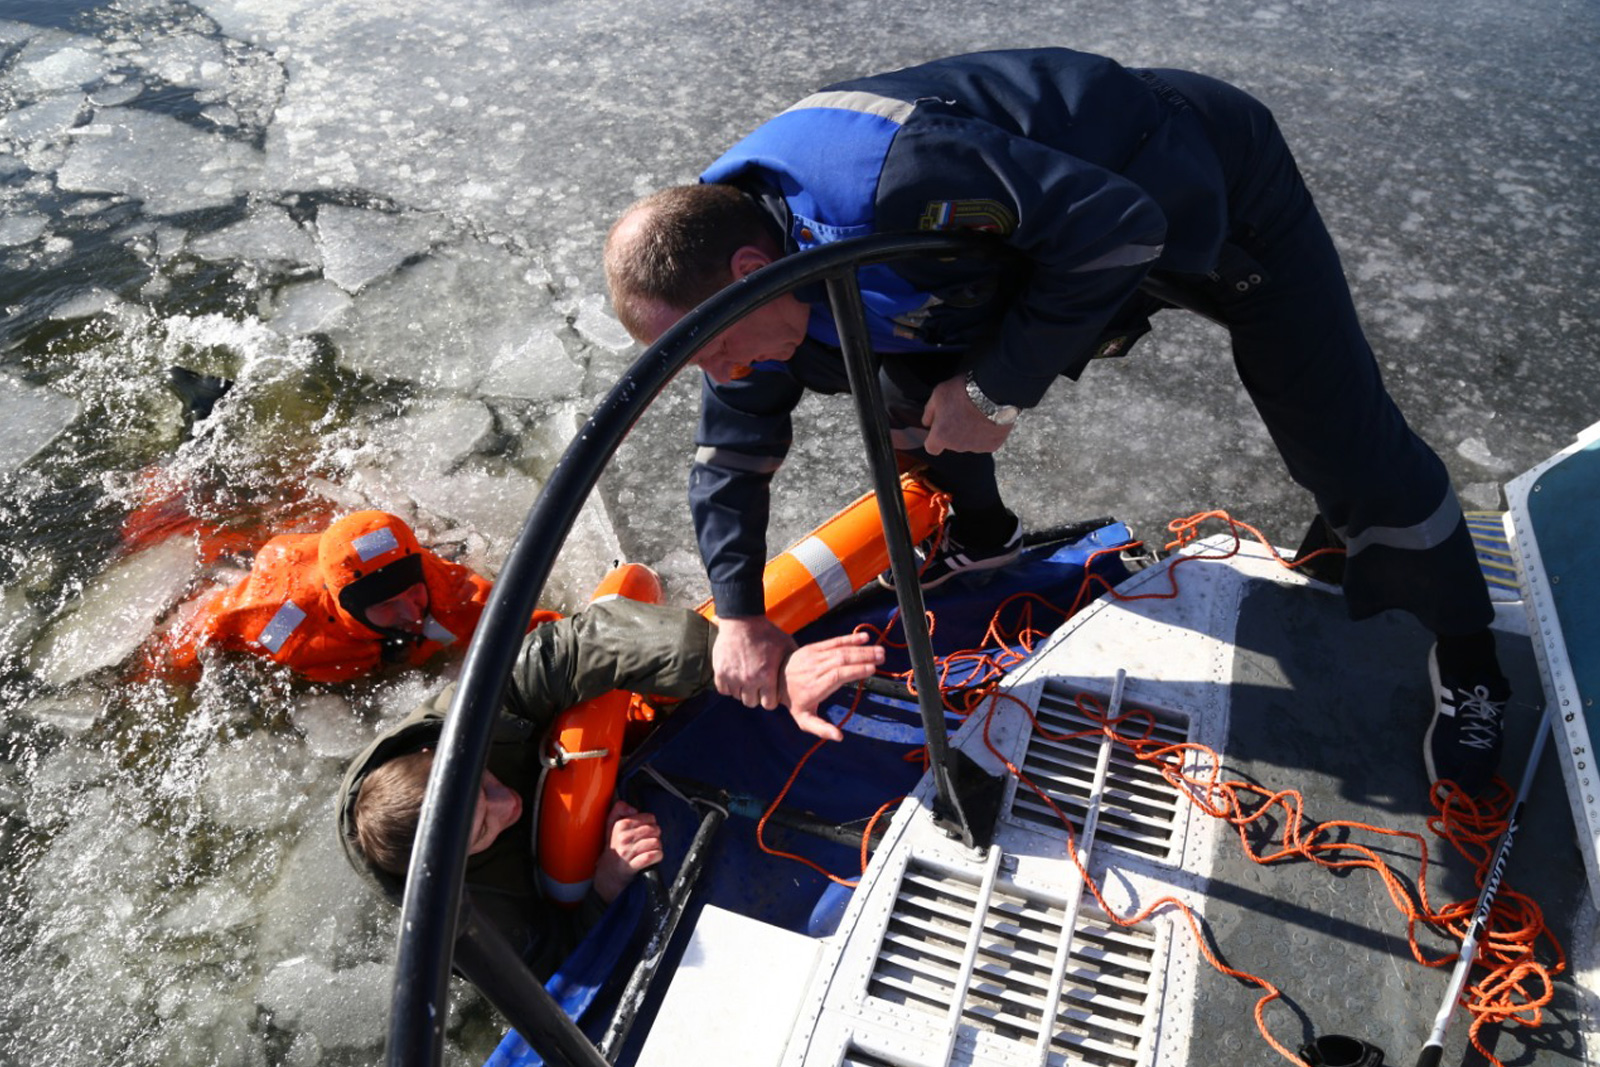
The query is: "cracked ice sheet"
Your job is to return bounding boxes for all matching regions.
[56,107,267,216]
[0,372,80,472]
[324,238,581,400]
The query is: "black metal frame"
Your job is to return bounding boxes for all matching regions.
[386,232,1017,1067]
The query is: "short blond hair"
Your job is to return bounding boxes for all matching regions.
[351,750,434,875]
[604,183,774,339]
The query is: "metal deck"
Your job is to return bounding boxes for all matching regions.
[640,534,1596,1066]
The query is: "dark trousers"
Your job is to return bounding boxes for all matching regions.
[1154,69,1491,636]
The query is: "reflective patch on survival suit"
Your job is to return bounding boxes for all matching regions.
[351,525,401,563]
[257,601,308,653]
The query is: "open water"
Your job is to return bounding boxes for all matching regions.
[1,0,1596,1063]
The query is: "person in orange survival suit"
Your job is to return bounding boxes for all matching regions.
[160,510,556,684]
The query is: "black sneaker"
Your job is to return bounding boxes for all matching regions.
[1422,645,1508,797]
[878,519,1022,591]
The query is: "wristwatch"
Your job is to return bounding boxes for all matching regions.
[964,373,1021,426]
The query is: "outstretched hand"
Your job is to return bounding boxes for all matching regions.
[592,800,663,903]
[921,373,1014,456]
[779,630,886,742]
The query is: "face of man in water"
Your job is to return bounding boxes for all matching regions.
[363,582,429,633]
[467,768,523,855]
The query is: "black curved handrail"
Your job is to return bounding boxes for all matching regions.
[386,231,1016,1067]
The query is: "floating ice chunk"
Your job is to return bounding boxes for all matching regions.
[265,277,354,334]
[88,78,144,107]
[327,240,581,401]
[1461,481,1503,511]
[315,203,445,293]
[23,690,103,736]
[572,292,637,352]
[373,396,496,481]
[57,108,264,215]
[191,206,319,268]
[1457,435,1514,474]
[476,325,583,399]
[0,205,46,250]
[17,44,111,94]
[28,748,115,803]
[258,957,391,1049]
[198,103,241,129]
[198,730,317,831]
[138,33,230,91]
[291,692,371,759]
[156,881,261,937]
[256,811,385,965]
[408,468,540,570]
[143,985,266,1067]
[31,536,202,686]
[0,371,79,472]
[410,463,624,610]
[0,94,87,158]
[0,583,39,662]
[48,286,120,320]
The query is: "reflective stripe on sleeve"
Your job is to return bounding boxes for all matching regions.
[784,89,916,125]
[693,446,784,475]
[1070,242,1164,273]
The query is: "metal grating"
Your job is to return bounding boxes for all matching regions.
[1044,909,1157,1066]
[866,860,975,1016]
[1010,683,1187,860]
[865,861,1159,1067]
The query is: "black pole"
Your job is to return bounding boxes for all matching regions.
[452,895,611,1067]
[387,232,1016,1067]
[1414,701,1555,1067]
[825,272,978,847]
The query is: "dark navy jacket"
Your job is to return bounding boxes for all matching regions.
[693,48,1232,616]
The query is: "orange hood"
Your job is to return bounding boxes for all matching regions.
[318,511,428,633]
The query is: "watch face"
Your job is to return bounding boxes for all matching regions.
[992,405,1020,426]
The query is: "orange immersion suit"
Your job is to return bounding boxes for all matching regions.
[163,510,551,684]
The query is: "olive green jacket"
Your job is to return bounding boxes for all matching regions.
[336,600,715,978]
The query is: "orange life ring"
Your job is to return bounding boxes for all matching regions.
[536,563,663,906]
[700,473,947,633]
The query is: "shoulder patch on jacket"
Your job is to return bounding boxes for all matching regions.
[918,199,1017,235]
[256,600,307,653]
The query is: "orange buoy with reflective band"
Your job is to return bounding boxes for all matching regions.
[536,562,663,907]
[750,474,946,634]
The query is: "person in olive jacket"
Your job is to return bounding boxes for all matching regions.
[338,598,883,980]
